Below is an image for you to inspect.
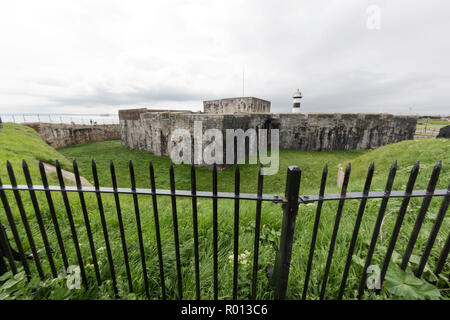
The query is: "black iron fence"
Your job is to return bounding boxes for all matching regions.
[0,159,448,299]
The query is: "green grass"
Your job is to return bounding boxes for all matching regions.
[0,123,449,300]
[416,119,449,135]
[58,139,367,194]
[0,123,71,185]
[417,119,449,126]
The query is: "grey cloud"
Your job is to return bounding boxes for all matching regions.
[50,85,204,107]
[0,1,449,115]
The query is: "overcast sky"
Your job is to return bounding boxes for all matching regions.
[0,0,449,116]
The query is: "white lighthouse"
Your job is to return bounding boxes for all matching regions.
[292,89,302,113]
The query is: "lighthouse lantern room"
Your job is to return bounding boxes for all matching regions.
[292,89,302,113]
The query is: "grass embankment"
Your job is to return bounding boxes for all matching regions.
[0,123,71,184]
[0,123,449,300]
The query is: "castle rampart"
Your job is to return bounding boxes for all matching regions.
[119,107,417,164]
[273,113,417,151]
[119,95,417,166]
[24,123,121,148]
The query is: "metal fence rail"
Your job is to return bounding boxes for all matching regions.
[0,159,448,300]
[0,114,119,125]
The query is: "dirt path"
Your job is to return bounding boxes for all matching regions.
[42,162,93,187]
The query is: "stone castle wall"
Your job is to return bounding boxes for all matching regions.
[119,109,417,164]
[273,113,417,151]
[24,123,121,148]
[120,112,272,160]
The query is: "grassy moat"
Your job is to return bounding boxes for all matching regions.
[0,123,449,299]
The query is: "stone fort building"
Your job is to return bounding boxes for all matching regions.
[119,96,417,164]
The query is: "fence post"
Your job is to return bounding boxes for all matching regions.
[269,166,301,299]
[0,225,8,275]
[0,224,17,275]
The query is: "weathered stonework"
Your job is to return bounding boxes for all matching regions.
[203,97,271,114]
[119,108,417,165]
[273,113,417,151]
[119,93,417,167]
[120,112,272,166]
[118,108,191,120]
[24,123,121,148]
[437,125,450,138]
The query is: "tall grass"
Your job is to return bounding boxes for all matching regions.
[0,123,448,299]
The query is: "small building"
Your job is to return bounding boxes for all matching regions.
[203,97,271,114]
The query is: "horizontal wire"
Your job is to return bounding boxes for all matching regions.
[0,185,447,203]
